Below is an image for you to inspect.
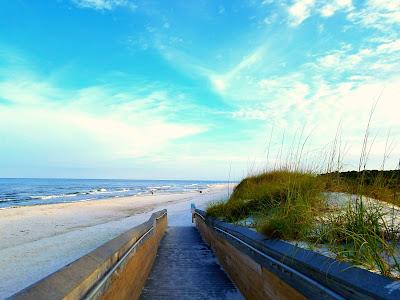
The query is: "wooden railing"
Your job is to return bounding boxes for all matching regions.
[193,209,400,300]
[10,210,167,300]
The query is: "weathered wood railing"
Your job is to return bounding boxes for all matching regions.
[193,209,400,300]
[10,209,167,300]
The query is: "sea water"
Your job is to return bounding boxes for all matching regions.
[0,178,225,208]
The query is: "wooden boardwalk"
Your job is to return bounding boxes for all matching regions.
[140,226,243,300]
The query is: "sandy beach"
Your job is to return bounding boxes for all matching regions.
[0,184,231,298]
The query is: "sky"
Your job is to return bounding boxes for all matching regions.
[0,0,399,180]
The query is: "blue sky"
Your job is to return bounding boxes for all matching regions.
[0,0,399,180]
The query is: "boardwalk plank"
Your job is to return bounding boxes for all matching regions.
[140,226,243,300]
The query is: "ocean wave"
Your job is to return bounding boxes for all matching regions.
[88,188,108,194]
[149,185,174,190]
[81,188,110,195]
[2,192,18,196]
[30,193,77,200]
[24,187,128,201]
[0,179,223,208]
[0,198,14,202]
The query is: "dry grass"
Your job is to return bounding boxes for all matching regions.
[207,170,326,239]
[207,170,400,277]
[207,104,400,277]
[321,170,400,206]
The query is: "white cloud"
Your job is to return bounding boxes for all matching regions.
[72,0,137,11]
[141,15,399,171]
[232,75,400,170]
[148,21,271,103]
[287,0,353,26]
[377,40,400,53]
[206,48,265,96]
[288,0,316,26]
[314,39,400,76]
[348,0,400,29]
[317,51,364,70]
[232,109,269,121]
[318,53,341,67]
[320,5,336,17]
[320,0,352,17]
[0,75,205,164]
[210,76,227,93]
[158,45,265,98]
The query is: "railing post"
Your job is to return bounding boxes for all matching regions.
[191,203,196,223]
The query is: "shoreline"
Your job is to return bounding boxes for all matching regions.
[0,185,226,211]
[0,179,231,209]
[0,184,232,298]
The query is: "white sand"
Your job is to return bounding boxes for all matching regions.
[288,192,400,277]
[0,184,231,298]
[325,192,400,228]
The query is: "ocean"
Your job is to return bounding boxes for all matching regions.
[0,178,226,209]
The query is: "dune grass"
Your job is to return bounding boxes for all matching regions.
[321,170,400,206]
[313,201,400,277]
[207,170,326,239]
[207,105,400,277]
[206,169,400,277]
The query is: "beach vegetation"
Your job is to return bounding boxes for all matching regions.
[206,110,400,278]
[207,168,400,277]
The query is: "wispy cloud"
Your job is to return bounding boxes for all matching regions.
[348,0,400,30]
[320,0,353,17]
[0,68,205,164]
[232,75,400,169]
[71,0,137,11]
[313,39,400,79]
[154,31,400,169]
[288,0,317,26]
[209,47,265,94]
[3,1,399,177]
[287,0,353,26]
